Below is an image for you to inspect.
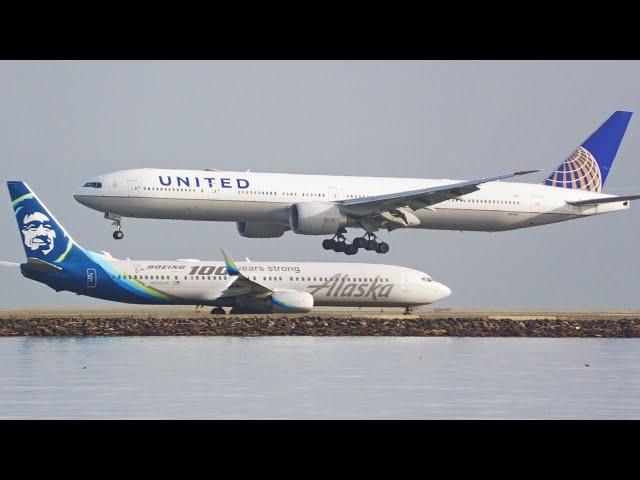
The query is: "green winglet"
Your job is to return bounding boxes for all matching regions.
[220,248,240,276]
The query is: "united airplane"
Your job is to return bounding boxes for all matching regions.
[2,182,451,313]
[74,111,640,255]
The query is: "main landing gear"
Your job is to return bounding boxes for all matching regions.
[105,212,124,240]
[322,232,389,255]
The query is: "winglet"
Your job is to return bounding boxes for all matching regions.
[514,169,541,176]
[480,169,541,184]
[220,248,240,276]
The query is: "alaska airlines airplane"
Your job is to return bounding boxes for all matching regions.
[74,111,640,255]
[2,182,451,313]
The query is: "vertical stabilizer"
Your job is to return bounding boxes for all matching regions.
[7,181,80,264]
[544,111,632,192]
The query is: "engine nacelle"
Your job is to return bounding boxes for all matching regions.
[232,291,314,314]
[237,221,288,238]
[289,202,347,235]
[271,291,314,313]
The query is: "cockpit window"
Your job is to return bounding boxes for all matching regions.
[83,182,102,188]
[421,276,433,282]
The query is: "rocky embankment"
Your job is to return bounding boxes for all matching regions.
[1,314,640,337]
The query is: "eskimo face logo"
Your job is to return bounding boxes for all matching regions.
[21,212,56,255]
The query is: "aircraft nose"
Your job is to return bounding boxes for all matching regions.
[73,187,86,205]
[73,184,101,209]
[434,282,452,301]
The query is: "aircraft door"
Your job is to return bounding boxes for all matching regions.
[402,274,411,292]
[86,268,97,289]
[127,179,140,197]
[530,195,543,213]
[207,187,219,201]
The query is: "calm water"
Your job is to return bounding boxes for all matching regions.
[0,337,638,419]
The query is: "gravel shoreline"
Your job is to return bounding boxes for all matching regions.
[2,315,639,337]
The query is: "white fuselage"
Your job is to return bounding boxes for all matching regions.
[74,168,631,233]
[100,257,451,307]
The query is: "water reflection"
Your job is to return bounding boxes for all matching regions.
[0,337,638,419]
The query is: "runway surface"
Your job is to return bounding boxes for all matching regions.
[2,306,640,318]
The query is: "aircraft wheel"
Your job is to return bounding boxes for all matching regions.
[345,244,358,255]
[210,307,226,315]
[376,242,390,254]
[322,239,335,250]
[333,241,347,252]
[365,239,377,251]
[353,237,367,248]
[113,230,124,240]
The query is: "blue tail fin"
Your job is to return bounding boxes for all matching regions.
[7,181,80,265]
[544,111,632,192]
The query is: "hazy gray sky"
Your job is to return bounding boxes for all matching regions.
[1,61,639,309]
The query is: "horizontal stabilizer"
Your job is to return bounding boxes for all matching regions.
[566,194,640,206]
[0,260,20,268]
[23,257,63,272]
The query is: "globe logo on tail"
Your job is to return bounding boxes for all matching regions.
[544,146,602,192]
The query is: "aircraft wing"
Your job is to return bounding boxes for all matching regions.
[339,170,540,218]
[566,194,640,206]
[217,249,273,298]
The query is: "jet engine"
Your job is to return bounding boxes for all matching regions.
[232,291,314,314]
[289,202,347,235]
[237,221,289,238]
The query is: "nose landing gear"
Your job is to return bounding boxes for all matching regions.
[322,232,389,255]
[105,212,124,240]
